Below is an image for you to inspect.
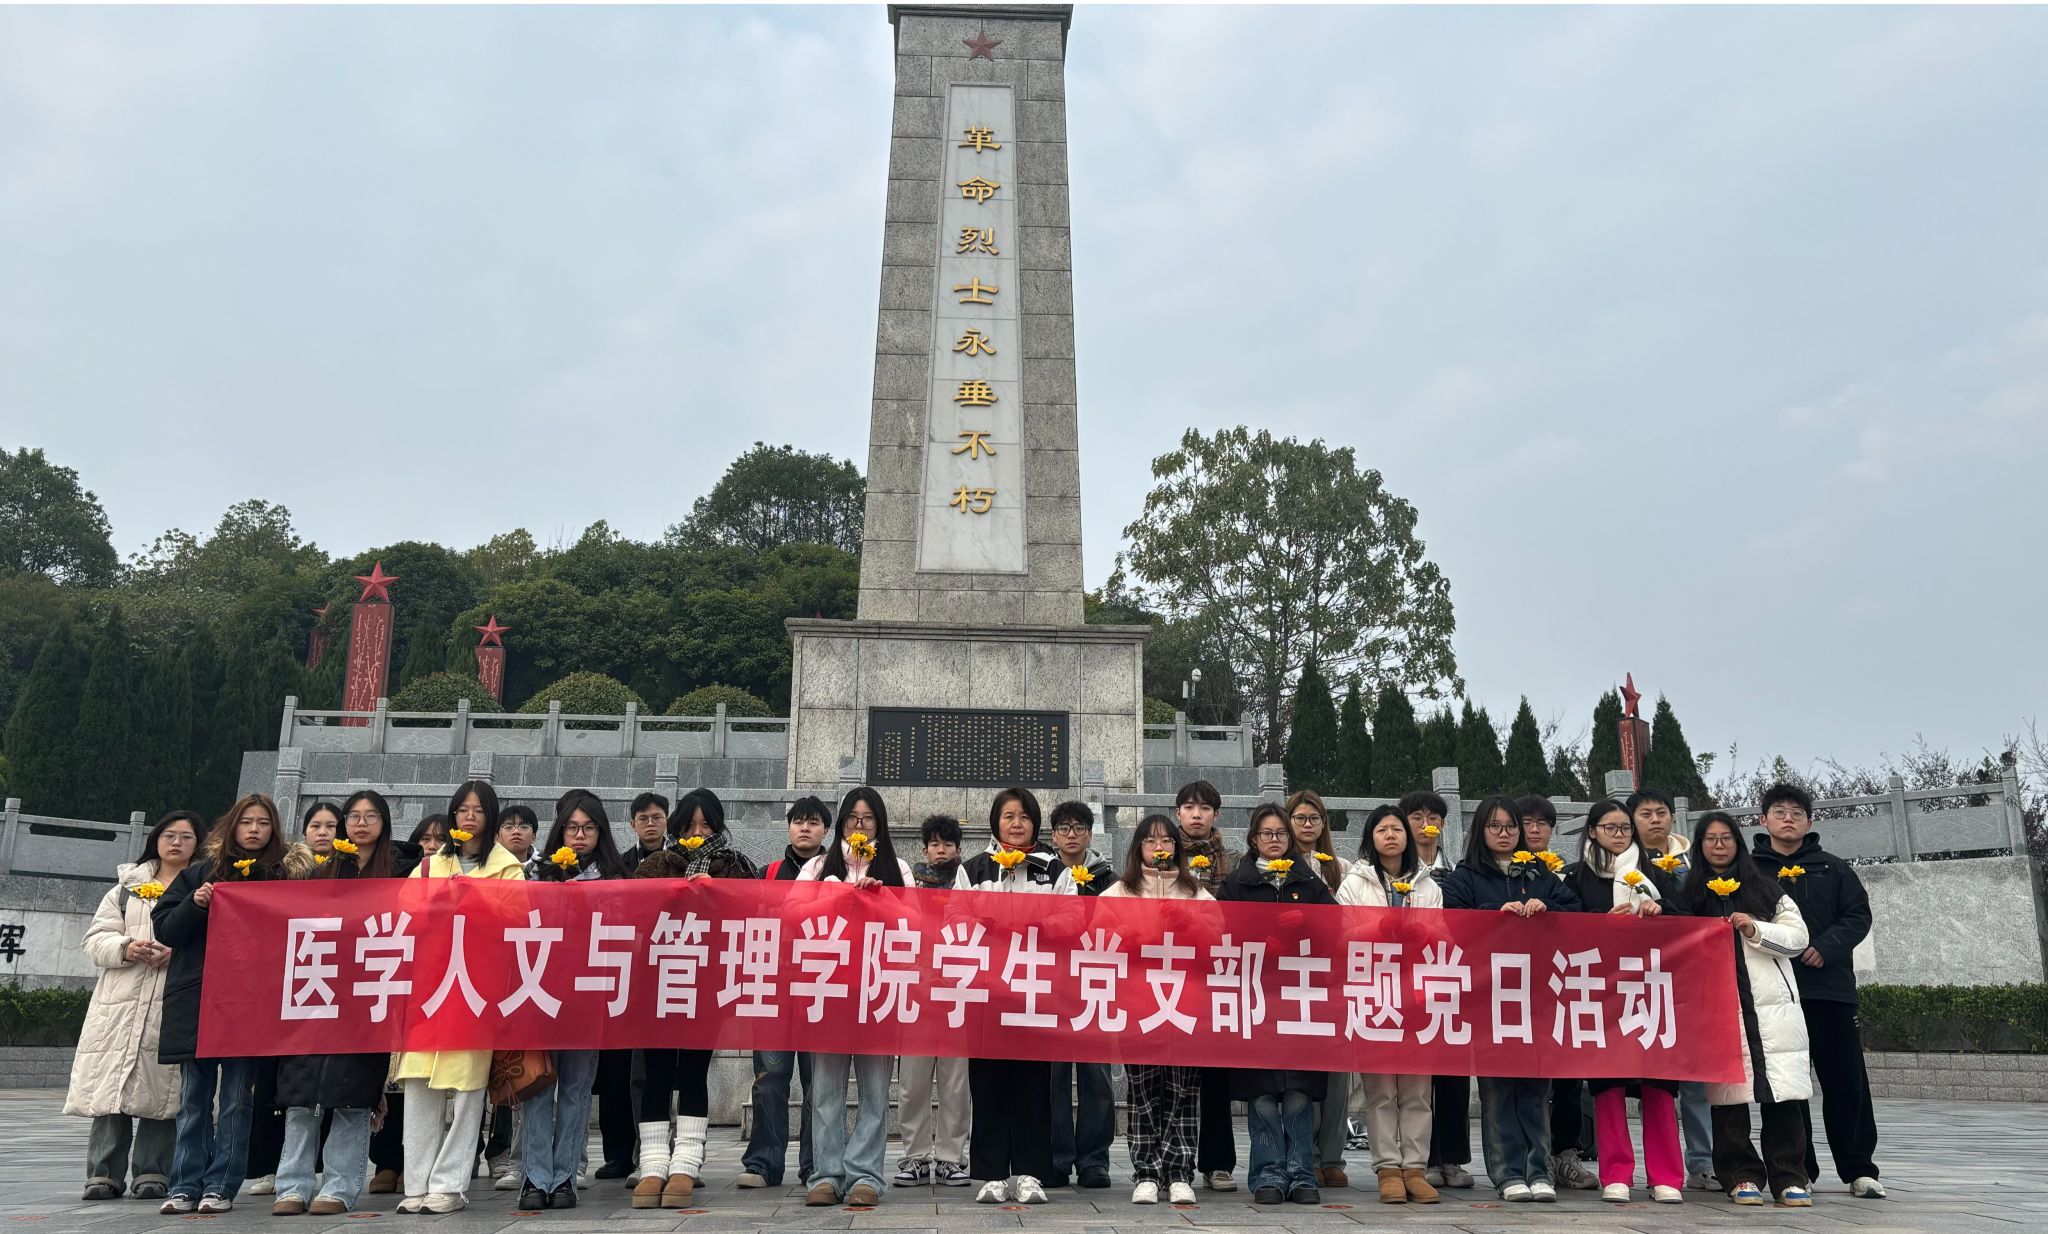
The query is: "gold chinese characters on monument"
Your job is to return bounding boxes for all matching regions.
[949,121,1000,516]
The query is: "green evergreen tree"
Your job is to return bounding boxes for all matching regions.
[1282,656,1341,793]
[1587,688,1625,793]
[3,618,89,814]
[1548,749,1588,801]
[247,634,306,752]
[203,641,262,815]
[1334,679,1372,797]
[398,621,446,690]
[1368,686,1421,797]
[71,606,136,821]
[1456,700,1503,797]
[1501,697,1549,796]
[1418,704,1459,778]
[129,651,193,816]
[183,625,235,814]
[1643,694,1713,805]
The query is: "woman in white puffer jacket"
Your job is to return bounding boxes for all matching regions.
[1678,812,1814,1208]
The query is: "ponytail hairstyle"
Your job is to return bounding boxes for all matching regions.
[1680,811,1783,918]
[1117,813,1200,897]
[819,786,904,885]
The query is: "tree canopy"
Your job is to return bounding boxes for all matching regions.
[669,443,865,555]
[0,448,117,586]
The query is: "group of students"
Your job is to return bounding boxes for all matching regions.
[63,774,1889,1215]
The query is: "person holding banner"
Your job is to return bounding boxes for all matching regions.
[793,787,913,1207]
[738,796,829,1191]
[152,793,286,1215]
[1520,795,1598,1195]
[1283,789,1352,1191]
[1221,802,1337,1206]
[1441,795,1581,1203]
[1336,805,1442,1206]
[1564,799,1687,1204]
[892,815,971,1190]
[393,781,524,1214]
[1172,780,1240,1194]
[1098,813,1212,1206]
[270,790,418,1216]
[1401,789,1469,1191]
[631,788,758,1208]
[1045,800,1116,1192]
[962,787,1059,1205]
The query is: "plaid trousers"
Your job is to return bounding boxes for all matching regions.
[1127,1064,1201,1185]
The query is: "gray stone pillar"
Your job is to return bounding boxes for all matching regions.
[1885,774,1913,859]
[1431,766,1463,859]
[272,746,306,826]
[277,694,299,750]
[451,698,470,756]
[0,798,20,874]
[654,755,680,808]
[467,751,495,786]
[1603,769,1636,799]
[1999,752,2027,854]
[1257,763,1286,797]
[621,702,640,758]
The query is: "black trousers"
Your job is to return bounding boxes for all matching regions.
[640,1048,713,1121]
[1195,1067,1237,1175]
[246,1060,285,1177]
[1801,1001,1880,1183]
[594,1050,637,1167]
[1428,1075,1471,1166]
[370,1088,402,1172]
[968,1059,1052,1181]
[1715,1101,1808,1195]
[1549,1078,1590,1155]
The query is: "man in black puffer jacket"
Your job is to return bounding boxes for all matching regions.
[1748,782,1883,1199]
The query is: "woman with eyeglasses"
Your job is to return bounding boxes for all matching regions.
[1281,789,1352,1189]
[1440,796,1580,1204]
[67,811,200,1203]
[1219,803,1338,1206]
[1562,800,1688,1204]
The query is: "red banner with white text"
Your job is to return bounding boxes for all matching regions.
[200,877,1742,1081]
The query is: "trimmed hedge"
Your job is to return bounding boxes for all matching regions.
[665,685,771,719]
[0,985,91,1047]
[1860,983,2047,1053]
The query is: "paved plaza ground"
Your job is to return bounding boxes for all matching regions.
[1,1091,2041,1234]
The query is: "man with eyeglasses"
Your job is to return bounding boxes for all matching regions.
[1044,801,1116,1190]
[620,793,670,874]
[1747,782,1884,1199]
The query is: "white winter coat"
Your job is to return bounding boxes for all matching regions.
[64,861,181,1120]
[1096,867,1215,901]
[1705,894,1813,1106]
[1334,863,1444,910]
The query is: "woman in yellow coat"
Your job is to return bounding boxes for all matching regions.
[393,781,524,1213]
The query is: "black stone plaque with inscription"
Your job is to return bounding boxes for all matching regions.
[865,708,1070,789]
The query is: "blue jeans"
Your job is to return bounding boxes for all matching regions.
[1678,1081,1714,1174]
[1050,1061,1114,1178]
[277,1106,371,1207]
[809,1052,891,1195]
[521,1050,599,1192]
[742,1051,814,1185]
[170,1058,258,1201]
[1477,1076,1551,1190]
[1247,1090,1316,1193]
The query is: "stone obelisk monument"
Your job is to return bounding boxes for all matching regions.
[786,4,1148,822]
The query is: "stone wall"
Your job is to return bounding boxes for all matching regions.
[1853,855,2046,986]
[0,875,110,991]
[1866,1051,2048,1103]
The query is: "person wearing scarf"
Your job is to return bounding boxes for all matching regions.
[1172,780,1238,1192]
[737,797,830,1192]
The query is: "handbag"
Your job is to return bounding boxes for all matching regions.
[488,1049,556,1105]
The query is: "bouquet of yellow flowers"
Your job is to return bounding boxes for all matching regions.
[991,848,1027,870]
[132,882,166,901]
[846,832,876,861]
[549,846,579,869]
[331,838,359,856]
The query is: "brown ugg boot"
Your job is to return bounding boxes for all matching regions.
[630,1175,665,1209]
[661,1173,695,1208]
[1378,1169,1407,1203]
[1402,1168,1440,1204]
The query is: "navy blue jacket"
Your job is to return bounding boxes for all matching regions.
[1440,857,1583,913]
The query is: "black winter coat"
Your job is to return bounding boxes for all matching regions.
[1440,857,1583,913]
[274,846,421,1111]
[1562,860,1687,916]
[153,857,283,1064]
[1750,832,1869,1005]
[1218,859,1334,1102]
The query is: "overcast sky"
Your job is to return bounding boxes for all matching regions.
[5,4,2045,775]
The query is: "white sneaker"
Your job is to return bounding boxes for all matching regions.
[1652,1184,1684,1203]
[575,1169,591,1190]
[396,1195,426,1214]
[1502,1182,1533,1202]
[935,1160,972,1186]
[1168,1181,1197,1205]
[1530,1180,1557,1202]
[1015,1175,1048,1204]
[1602,1183,1630,1203]
[1851,1176,1887,1199]
[197,1196,232,1213]
[423,1192,466,1213]
[1443,1164,1475,1188]
[492,1169,519,1191]
[1131,1181,1159,1204]
[735,1172,768,1188]
[1422,1166,1444,1186]
[159,1197,196,1215]
[246,1175,275,1196]
[976,1179,1008,1204]
[475,1155,491,1179]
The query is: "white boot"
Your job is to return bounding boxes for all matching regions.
[631,1122,672,1209]
[670,1116,709,1180]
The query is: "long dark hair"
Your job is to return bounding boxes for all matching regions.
[819,786,904,885]
[1681,811,1784,918]
[670,788,726,839]
[1578,799,1643,875]
[544,791,628,880]
[1358,803,1418,881]
[1283,789,1342,889]
[205,792,285,879]
[446,779,501,858]
[139,810,206,865]
[324,789,398,880]
[1462,795,1527,868]
[1118,813,1200,896]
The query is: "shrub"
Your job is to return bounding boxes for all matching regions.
[516,672,646,728]
[664,685,773,718]
[388,672,505,718]
[1858,983,2047,1053]
[1143,697,1177,725]
[0,985,92,1047]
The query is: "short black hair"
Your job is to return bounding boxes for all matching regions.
[921,814,963,846]
[1398,790,1449,819]
[672,788,726,838]
[989,786,1042,843]
[499,805,538,831]
[1516,795,1557,827]
[1626,787,1676,817]
[1175,779,1221,810]
[787,795,832,826]
[1759,782,1813,816]
[630,792,670,818]
[1048,800,1094,831]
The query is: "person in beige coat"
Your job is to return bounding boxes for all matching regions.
[66,812,201,1201]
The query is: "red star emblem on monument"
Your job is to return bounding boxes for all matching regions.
[353,561,400,604]
[1620,672,1642,720]
[474,615,510,648]
[962,30,1000,60]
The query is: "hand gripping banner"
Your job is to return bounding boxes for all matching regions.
[201,878,1742,1081]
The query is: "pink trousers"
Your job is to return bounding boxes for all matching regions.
[1593,1086,1683,1190]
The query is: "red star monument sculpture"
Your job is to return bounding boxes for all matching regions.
[962,30,1000,60]
[353,561,400,604]
[474,615,510,648]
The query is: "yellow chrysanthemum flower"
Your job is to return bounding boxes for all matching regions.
[1779,865,1807,882]
[331,838,358,856]
[132,882,166,900]
[1652,854,1684,873]
[1420,824,1441,839]
[1708,877,1741,897]
[549,846,579,868]
[1266,858,1294,874]
[233,858,256,876]
[1391,881,1414,895]
[1622,870,1646,887]
[677,836,706,850]
[991,848,1027,869]
[448,829,474,843]
[1069,865,1095,885]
